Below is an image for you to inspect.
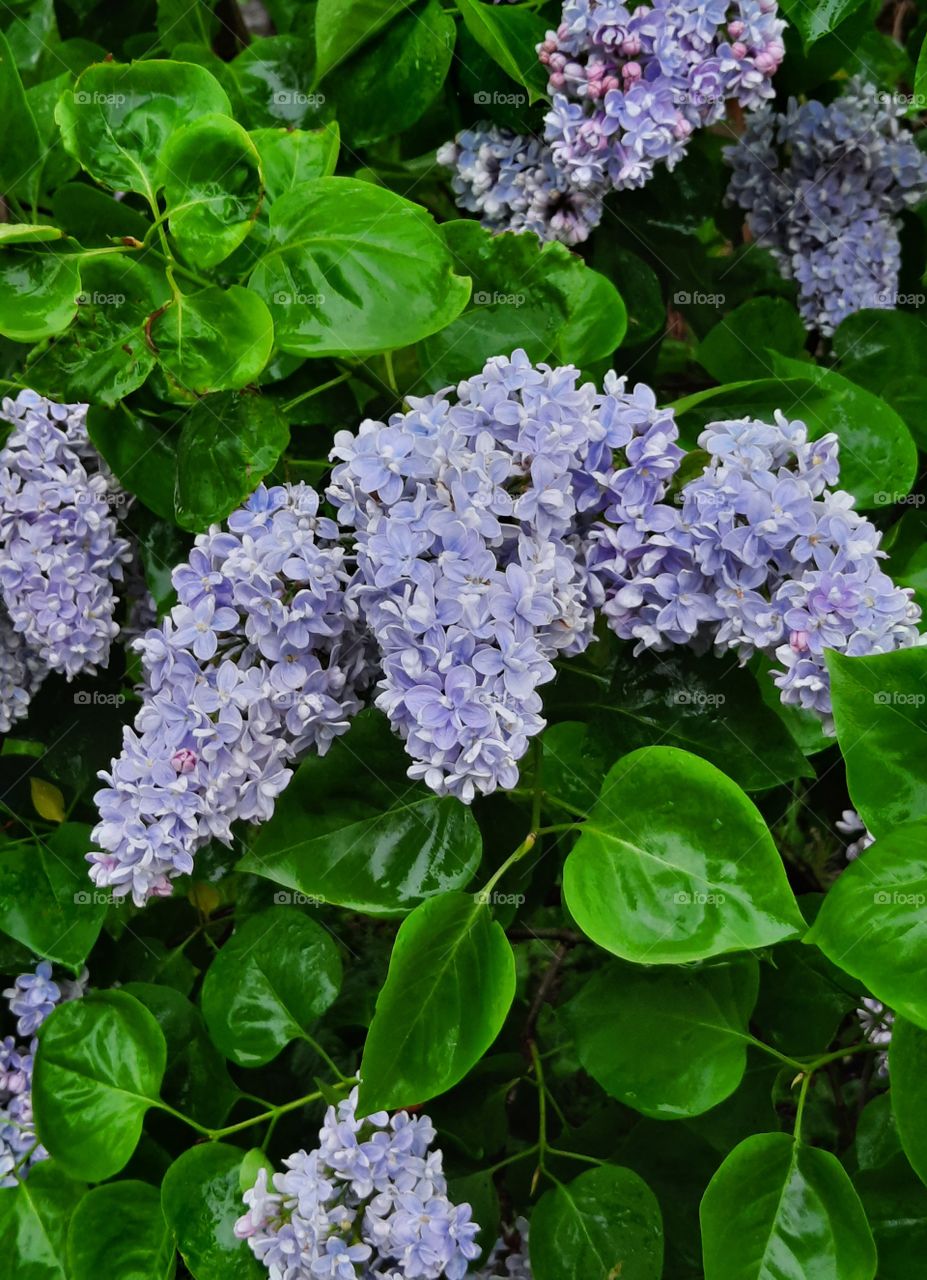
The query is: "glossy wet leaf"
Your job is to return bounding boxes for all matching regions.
[232,36,325,128]
[162,1144,263,1280]
[0,823,106,969]
[173,391,289,530]
[314,0,409,81]
[855,1153,927,1280]
[780,0,869,47]
[56,59,231,198]
[27,253,168,405]
[566,958,759,1118]
[200,906,342,1067]
[0,224,64,244]
[242,711,483,915]
[150,285,274,394]
[562,746,803,963]
[249,177,470,357]
[454,0,548,101]
[86,402,177,520]
[700,1132,877,1280]
[33,990,167,1181]
[0,1162,85,1280]
[530,1164,664,1280]
[826,648,927,837]
[161,114,263,268]
[889,1017,927,1188]
[250,123,339,200]
[0,30,42,206]
[51,181,150,246]
[0,249,80,342]
[68,1180,174,1280]
[358,891,516,1113]
[697,297,806,382]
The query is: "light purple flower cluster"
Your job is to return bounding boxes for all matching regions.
[328,350,680,801]
[589,411,922,720]
[0,615,46,734]
[474,1220,532,1279]
[436,126,604,245]
[236,1087,480,1279]
[0,391,130,698]
[87,483,369,905]
[0,961,87,1185]
[837,808,873,862]
[539,0,784,192]
[726,79,927,333]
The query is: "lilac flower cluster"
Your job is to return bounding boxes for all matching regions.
[726,79,927,333]
[236,1087,480,1279]
[0,961,87,1185]
[0,615,46,734]
[88,483,368,906]
[539,0,784,192]
[857,996,892,1078]
[474,1220,532,1279]
[0,391,131,695]
[588,412,921,721]
[328,350,681,801]
[436,126,604,245]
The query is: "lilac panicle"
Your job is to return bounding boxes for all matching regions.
[88,483,369,906]
[236,1087,480,1280]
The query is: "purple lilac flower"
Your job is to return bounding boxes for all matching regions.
[837,808,873,862]
[328,350,682,802]
[539,0,785,193]
[474,1219,532,1278]
[0,614,46,733]
[726,79,927,332]
[589,411,922,722]
[857,996,892,1078]
[0,391,131,681]
[88,483,370,906]
[437,126,604,245]
[236,1087,481,1280]
[0,961,87,1185]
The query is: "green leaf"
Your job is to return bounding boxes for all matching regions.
[855,1153,927,1280]
[241,710,483,915]
[779,0,869,48]
[150,285,274,394]
[314,0,409,82]
[68,1180,174,1280]
[700,1132,877,1280]
[530,1165,664,1280]
[453,0,548,102]
[889,1017,927,1188]
[56,59,231,199]
[329,0,455,148]
[562,746,803,964]
[917,34,927,115]
[250,123,339,201]
[358,891,516,1113]
[0,249,80,342]
[551,263,627,365]
[161,114,262,268]
[52,181,150,246]
[806,823,927,1029]
[0,823,106,969]
[0,1163,85,1280]
[697,297,806,383]
[86,402,177,520]
[232,36,326,128]
[200,906,342,1067]
[0,224,64,244]
[27,253,168,405]
[123,982,239,1129]
[826,648,927,838]
[33,990,167,1182]
[161,1145,262,1280]
[156,0,218,51]
[752,929,862,1057]
[565,957,759,1118]
[249,177,470,357]
[0,30,42,206]
[173,391,289,531]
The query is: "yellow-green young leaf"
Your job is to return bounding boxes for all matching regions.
[358,891,516,1114]
[149,285,274,394]
[563,746,804,964]
[161,114,263,268]
[700,1132,877,1280]
[0,224,64,243]
[250,124,340,201]
[31,777,65,823]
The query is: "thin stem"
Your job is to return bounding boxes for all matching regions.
[793,1070,813,1143]
[484,1143,540,1175]
[283,370,353,414]
[481,833,537,899]
[529,1040,548,1170]
[383,350,398,396]
[157,1080,353,1141]
[299,1030,353,1083]
[546,1146,605,1167]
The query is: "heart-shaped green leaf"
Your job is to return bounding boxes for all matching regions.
[0,1163,85,1280]
[68,1181,174,1280]
[0,249,80,342]
[162,1145,262,1280]
[150,285,274,394]
[250,124,339,201]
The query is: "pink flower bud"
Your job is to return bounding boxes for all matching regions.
[727,19,744,38]
[790,630,810,653]
[171,748,197,774]
[623,61,642,81]
[731,41,748,59]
